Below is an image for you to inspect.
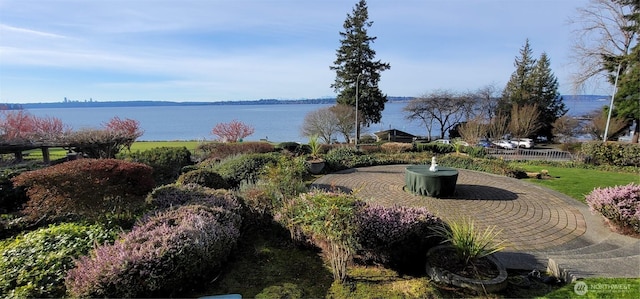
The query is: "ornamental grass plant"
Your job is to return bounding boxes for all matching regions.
[432,217,506,265]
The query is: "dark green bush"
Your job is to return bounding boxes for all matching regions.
[438,154,528,178]
[121,146,193,185]
[0,167,30,214]
[581,142,640,167]
[177,168,230,189]
[65,205,242,298]
[323,147,380,171]
[276,142,303,154]
[465,146,487,158]
[0,222,117,298]
[414,142,455,154]
[210,153,280,188]
[196,141,275,160]
[11,159,155,222]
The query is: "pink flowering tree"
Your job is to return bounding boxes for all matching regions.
[211,120,254,142]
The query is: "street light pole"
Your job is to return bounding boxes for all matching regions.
[603,63,622,142]
[354,72,362,148]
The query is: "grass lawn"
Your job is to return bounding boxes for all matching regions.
[510,162,640,203]
[21,140,205,161]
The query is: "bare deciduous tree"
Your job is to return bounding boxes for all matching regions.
[301,107,339,144]
[457,116,488,146]
[329,104,356,143]
[473,83,502,121]
[568,0,637,92]
[487,113,510,141]
[552,115,583,143]
[509,104,541,139]
[585,108,629,140]
[404,90,474,139]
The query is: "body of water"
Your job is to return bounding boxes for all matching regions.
[26,98,607,143]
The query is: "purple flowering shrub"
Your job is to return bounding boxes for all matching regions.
[146,183,241,214]
[355,204,443,273]
[65,204,241,298]
[585,183,640,234]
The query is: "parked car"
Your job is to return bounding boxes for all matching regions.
[510,138,534,149]
[476,139,492,148]
[432,139,451,145]
[433,139,469,146]
[492,140,515,149]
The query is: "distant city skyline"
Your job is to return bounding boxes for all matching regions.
[0,0,612,104]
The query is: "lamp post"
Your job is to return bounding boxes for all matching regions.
[354,72,362,148]
[603,63,622,142]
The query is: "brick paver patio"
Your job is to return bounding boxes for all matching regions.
[312,164,587,251]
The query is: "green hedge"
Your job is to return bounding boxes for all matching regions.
[581,142,640,167]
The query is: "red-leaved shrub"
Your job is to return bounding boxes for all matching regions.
[355,204,443,273]
[586,183,640,235]
[11,159,154,221]
[65,204,241,298]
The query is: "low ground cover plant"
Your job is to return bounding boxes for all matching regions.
[11,159,154,221]
[0,222,118,298]
[65,204,242,297]
[586,183,640,235]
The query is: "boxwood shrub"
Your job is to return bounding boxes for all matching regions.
[0,223,118,298]
[121,146,193,185]
[65,204,242,298]
[210,152,280,188]
[177,168,230,189]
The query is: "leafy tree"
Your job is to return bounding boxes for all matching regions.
[211,119,255,142]
[102,117,143,151]
[330,0,390,141]
[301,106,339,144]
[404,90,474,139]
[500,40,566,140]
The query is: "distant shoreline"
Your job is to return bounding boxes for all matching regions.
[2,95,608,110]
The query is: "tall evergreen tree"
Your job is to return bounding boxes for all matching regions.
[500,40,566,140]
[331,0,390,141]
[500,39,537,111]
[531,52,567,139]
[613,0,639,142]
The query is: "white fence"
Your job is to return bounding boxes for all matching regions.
[485,148,573,161]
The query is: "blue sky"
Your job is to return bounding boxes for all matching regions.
[0,0,607,103]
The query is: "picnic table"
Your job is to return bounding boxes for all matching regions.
[405,165,458,197]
